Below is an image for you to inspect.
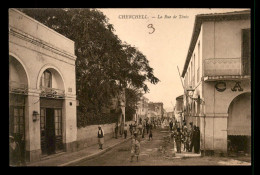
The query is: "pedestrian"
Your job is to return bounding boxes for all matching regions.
[130,132,140,162]
[146,121,149,134]
[148,127,153,141]
[124,124,128,139]
[169,120,173,131]
[183,128,188,152]
[97,125,104,150]
[142,122,145,138]
[194,126,200,154]
[129,123,133,136]
[138,122,143,136]
[175,128,183,153]
[9,135,21,166]
[189,125,196,152]
[115,123,118,139]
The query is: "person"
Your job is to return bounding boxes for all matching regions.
[185,130,190,152]
[130,132,140,162]
[169,120,173,131]
[129,123,133,136]
[175,128,183,153]
[194,126,201,154]
[183,128,188,152]
[114,123,118,139]
[148,127,153,141]
[189,125,196,152]
[124,124,128,139]
[97,125,105,149]
[146,120,149,134]
[9,136,21,166]
[138,122,143,136]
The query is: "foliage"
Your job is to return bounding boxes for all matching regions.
[19,8,159,127]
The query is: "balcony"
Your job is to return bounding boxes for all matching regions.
[40,87,65,99]
[203,58,250,81]
[9,81,28,94]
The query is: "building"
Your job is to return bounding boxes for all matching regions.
[174,95,184,124]
[181,10,251,155]
[9,9,77,162]
[148,102,164,120]
[136,96,149,123]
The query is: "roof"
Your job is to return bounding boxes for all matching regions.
[181,10,251,77]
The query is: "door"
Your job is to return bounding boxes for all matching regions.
[45,108,55,155]
[9,106,25,162]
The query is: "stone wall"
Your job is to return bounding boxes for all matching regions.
[76,121,133,151]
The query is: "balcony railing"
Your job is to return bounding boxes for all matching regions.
[40,86,65,99]
[204,58,241,76]
[9,81,28,94]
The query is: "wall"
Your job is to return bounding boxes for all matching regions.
[76,121,133,150]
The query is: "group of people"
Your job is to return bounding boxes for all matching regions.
[170,122,200,154]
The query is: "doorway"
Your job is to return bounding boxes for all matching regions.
[40,107,63,155]
[45,108,55,155]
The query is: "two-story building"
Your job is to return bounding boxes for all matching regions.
[9,9,77,162]
[181,10,251,155]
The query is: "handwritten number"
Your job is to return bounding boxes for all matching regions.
[148,24,155,34]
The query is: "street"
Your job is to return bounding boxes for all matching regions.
[70,129,251,166]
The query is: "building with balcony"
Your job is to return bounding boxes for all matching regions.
[9,9,77,162]
[181,10,251,155]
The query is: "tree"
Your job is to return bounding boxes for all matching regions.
[19,8,159,127]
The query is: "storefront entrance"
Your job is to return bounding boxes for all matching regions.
[40,98,63,155]
[9,94,26,163]
[227,92,251,155]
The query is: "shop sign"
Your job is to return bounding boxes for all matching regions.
[231,81,243,92]
[215,82,226,92]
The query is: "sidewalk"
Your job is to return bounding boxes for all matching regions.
[26,135,131,166]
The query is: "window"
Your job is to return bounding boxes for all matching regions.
[197,42,200,83]
[242,29,251,75]
[55,109,62,136]
[193,54,195,86]
[40,70,52,88]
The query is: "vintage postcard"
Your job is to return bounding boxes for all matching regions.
[9,8,251,166]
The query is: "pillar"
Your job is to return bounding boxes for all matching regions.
[63,97,77,152]
[25,92,41,162]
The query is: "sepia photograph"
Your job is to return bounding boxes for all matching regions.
[8,8,252,166]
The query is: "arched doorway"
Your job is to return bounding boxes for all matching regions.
[227,92,251,155]
[38,67,65,155]
[9,55,29,163]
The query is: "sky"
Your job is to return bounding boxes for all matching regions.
[98,8,249,112]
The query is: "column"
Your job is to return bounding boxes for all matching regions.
[25,92,41,162]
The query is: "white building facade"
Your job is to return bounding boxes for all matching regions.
[181,10,251,155]
[9,9,77,162]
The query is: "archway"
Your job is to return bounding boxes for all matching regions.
[9,54,29,164]
[38,66,65,155]
[227,92,251,155]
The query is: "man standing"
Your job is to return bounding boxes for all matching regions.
[169,120,173,131]
[124,124,128,139]
[175,128,183,153]
[130,132,140,162]
[115,123,118,139]
[97,125,105,150]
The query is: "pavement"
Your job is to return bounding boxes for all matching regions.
[26,135,131,166]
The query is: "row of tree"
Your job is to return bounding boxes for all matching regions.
[20,8,159,127]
